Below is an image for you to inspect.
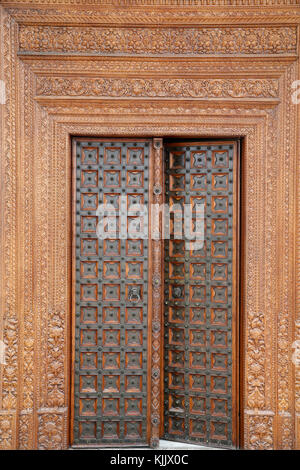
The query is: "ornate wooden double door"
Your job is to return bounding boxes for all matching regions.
[71,138,240,449]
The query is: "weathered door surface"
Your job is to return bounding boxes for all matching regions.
[72,138,239,448]
[72,138,153,446]
[163,141,239,448]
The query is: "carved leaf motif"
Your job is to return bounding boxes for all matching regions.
[36,77,279,99]
[38,414,64,450]
[19,26,297,55]
[248,416,273,450]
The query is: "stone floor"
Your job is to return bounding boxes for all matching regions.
[157,440,218,450]
[108,439,219,450]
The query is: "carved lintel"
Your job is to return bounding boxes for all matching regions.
[19,25,297,56]
[35,77,280,99]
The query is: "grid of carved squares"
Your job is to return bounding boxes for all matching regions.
[75,142,149,443]
[164,145,233,445]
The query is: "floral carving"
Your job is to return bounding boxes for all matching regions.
[0,0,298,450]
[38,413,64,450]
[2,320,18,410]
[280,416,293,449]
[21,64,35,415]
[36,77,279,98]
[46,311,65,408]
[247,319,266,408]
[19,26,297,55]
[0,415,14,449]
[19,413,33,449]
[248,415,273,450]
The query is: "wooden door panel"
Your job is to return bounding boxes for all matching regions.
[163,141,239,448]
[71,138,153,446]
[71,138,239,448]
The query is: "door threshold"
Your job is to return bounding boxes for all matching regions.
[93,440,220,450]
[70,440,221,450]
[158,440,220,450]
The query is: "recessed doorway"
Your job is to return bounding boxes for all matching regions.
[70,138,240,449]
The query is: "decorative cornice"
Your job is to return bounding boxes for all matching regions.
[4,0,300,5]
[36,76,279,99]
[8,7,300,27]
[19,26,297,55]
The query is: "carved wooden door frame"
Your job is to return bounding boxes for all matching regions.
[0,1,299,450]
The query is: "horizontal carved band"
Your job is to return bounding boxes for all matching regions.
[19,26,297,55]
[5,0,300,4]
[36,77,279,98]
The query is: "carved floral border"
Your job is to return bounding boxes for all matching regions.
[19,25,297,56]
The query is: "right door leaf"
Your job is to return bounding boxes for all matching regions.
[163,141,239,448]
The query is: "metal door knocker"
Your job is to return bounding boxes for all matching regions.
[128,286,140,303]
[153,184,162,195]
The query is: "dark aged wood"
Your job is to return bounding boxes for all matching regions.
[71,138,239,448]
[162,141,239,448]
[71,138,158,447]
[0,0,299,450]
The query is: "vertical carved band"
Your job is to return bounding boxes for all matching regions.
[0,9,18,452]
[150,138,163,448]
